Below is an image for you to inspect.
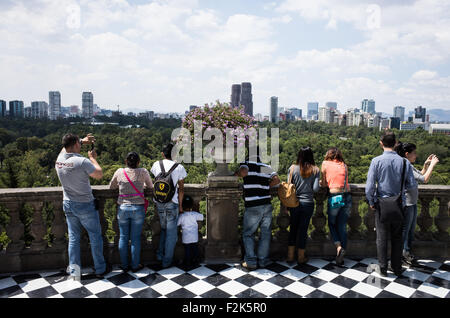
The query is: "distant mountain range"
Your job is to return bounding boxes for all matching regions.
[428,109,450,122]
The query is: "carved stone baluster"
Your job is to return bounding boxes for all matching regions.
[141,210,150,247]
[51,201,67,251]
[417,196,433,241]
[434,196,450,242]
[2,201,25,272]
[311,192,327,241]
[96,198,109,250]
[276,204,290,244]
[363,203,376,241]
[29,201,48,251]
[150,207,161,256]
[348,195,362,240]
[5,201,25,253]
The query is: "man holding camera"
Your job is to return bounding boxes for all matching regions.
[55,133,109,280]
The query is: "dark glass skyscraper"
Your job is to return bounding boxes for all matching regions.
[230,84,241,108]
[0,100,6,117]
[9,100,24,117]
[240,82,253,116]
[307,102,319,119]
[415,106,426,122]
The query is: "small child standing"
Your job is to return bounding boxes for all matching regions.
[177,195,204,269]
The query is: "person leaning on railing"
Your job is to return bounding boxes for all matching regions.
[320,147,352,266]
[109,151,153,273]
[55,133,110,280]
[394,141,439,266]
[286,147,320,265]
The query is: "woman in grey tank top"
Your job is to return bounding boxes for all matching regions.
[286,147,320,265]
[394,142,439,265]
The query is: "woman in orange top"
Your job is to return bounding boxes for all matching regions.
[320,147,352,265]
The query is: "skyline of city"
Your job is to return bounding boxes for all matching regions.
[0,87,444,119]
[1,1,450,115]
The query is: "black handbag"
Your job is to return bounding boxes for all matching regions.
[377,159,406,223]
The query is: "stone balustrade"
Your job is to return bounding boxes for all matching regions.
[0,179,448,273]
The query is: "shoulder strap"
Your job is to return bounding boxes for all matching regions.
[159,160,166,175]
[343,164,348,191]
[288,165,295,184]
[123,169,144,197]
[400,159,406,193]
[167,162,179,176]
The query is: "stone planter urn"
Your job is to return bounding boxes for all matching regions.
[210,146,237,176]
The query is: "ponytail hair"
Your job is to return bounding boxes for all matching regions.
[126,152,140,169]
[394,141,416,158]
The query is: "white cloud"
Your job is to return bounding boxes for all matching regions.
[411,70,438,81]
[0,0,449,114]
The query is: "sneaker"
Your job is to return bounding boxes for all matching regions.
[131,264,145,273]
[119,265,129,272]
[95,263,112,279]
[393,268,406,277]
[376,266,388,277]
[403,252,417,266]
[336,248,345,266]
[241,262,257,271]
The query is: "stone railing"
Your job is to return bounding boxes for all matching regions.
[0,178,449,273]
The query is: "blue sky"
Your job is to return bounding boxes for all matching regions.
[0,0,449,116]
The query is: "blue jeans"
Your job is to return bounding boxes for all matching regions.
[288,202,315,249]
[402,204,417,252]
[242,204,273,267]
[117,204,145,269]
[327,193,352,249]
[155,201,179,267]
[63,200,106,275]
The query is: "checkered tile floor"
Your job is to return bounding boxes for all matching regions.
[1,258,449,298]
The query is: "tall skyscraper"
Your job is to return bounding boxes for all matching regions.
[230,84,241,108]
[270,96,278,123]
[307,102,319,119]
[393,106,405,122]
[9,100,24,118]
[240,82,253,116]
[361,99,376,114]
[31,101,49,119]
[361,99,375,114]
[326,102,337,111]
[414,106,426,122]
[49,91,61,120]
[0,100,6,117]
[82,92,94,118]
[319,106,331,123]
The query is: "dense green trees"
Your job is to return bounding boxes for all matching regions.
[0,117,449,188]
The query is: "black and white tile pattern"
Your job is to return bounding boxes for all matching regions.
[0,258,448,298]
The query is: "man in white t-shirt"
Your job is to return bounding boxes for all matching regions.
[150,143,187,268]
[177,195,203,269]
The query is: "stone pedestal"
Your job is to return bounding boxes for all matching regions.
[204,176,242,262]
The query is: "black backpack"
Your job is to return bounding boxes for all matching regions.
[153,160,179,203]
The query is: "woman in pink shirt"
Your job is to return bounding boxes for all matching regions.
[320,147,352,265]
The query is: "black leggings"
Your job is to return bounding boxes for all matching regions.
[288,202,315,249]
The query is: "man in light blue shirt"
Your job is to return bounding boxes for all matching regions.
[365,132,415,277]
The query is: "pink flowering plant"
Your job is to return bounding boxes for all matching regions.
[182,101,257,147]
